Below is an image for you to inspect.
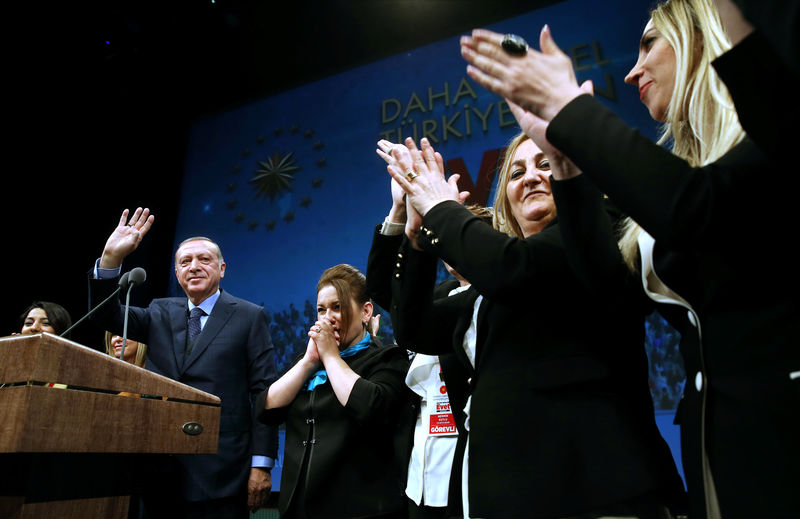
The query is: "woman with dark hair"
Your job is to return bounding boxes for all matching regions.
[17,301,72,336]
[256,264,411,519]
[383,135,684,519]
[459,0,800,516]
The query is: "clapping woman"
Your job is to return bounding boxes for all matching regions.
[384,136,684,518]
[459,0,800,516]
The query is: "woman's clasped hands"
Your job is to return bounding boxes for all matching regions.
[307,318,340,360]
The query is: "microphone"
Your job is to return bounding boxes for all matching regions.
[127,267,147,288]
[60,270,138,337]
[118,271,131,289]
[120,268,147,363]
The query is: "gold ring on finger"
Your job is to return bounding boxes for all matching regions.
[406,170,419,180]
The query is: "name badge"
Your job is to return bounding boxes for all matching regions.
[428,383,457,436]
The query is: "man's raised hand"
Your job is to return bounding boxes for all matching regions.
[99,207,154,269]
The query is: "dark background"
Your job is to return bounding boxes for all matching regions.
[6,0,561,345]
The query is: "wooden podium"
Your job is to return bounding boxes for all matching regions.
[0,333,221,519]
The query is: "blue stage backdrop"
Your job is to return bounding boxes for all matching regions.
[174,0,686,488]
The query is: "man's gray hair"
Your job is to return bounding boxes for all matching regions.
[174,236,224,263]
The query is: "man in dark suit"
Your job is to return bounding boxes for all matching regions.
[89,207,278,518]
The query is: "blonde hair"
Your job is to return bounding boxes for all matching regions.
[104,331,148,368]
[492,132,531,239]
[619,0,745,271]
[466,204,494,225]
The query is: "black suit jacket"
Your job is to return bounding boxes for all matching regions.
[548,95,800,518]
[730,0,799,77]
[712,30,799,163]
[366,228,471,516]
[89,276,279,501]
[391,202,685,518]
[365,228,471,438]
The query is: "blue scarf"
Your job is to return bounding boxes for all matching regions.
[304,332,371,391]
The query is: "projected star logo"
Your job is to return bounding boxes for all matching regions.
[249,152,300,200]
[221,124,327,230]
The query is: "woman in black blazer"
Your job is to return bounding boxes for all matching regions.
[459,0,800,517]
[256,264,410,519]
[383,135,684,519]
[365,174,492,519]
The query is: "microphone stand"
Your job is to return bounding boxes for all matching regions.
[119,283,134,363]
[119,267,146,363]
[60,272,131,338]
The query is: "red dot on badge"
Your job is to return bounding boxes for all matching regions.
[439,385,447,394]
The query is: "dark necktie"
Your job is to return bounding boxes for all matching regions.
[188,307,205,341]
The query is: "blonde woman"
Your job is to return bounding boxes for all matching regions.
[104,331,147,368]
[385,136,684,519]
[461,0,800,517]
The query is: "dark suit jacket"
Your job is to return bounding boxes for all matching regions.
[391,201,685,519]
[548,95,800,518]
[366,228,470,438]
[731,0,798,77]
[256,339,410,519]
[89,276,279,501]
[366,228,470,516]
[712,29,799,166]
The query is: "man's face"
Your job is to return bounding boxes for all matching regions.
[174,240,226,304]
